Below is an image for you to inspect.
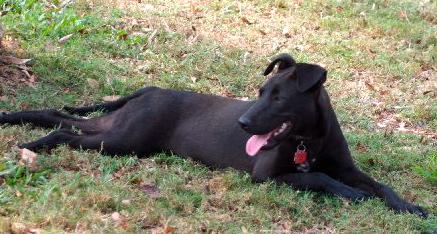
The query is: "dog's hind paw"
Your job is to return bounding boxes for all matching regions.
[18,143,30,149]
[0,111,8,123]
[392,202,428,218]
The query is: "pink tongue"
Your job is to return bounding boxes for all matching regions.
[246,132,273,156]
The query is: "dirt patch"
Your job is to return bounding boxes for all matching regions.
[0,35,36,92]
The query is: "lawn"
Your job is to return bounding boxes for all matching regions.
[0,0,436,233]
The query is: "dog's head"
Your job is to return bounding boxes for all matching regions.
[238,53,327,156]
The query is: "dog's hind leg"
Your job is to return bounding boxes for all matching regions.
[19,129,80,151]
[20,130,124,155]
[0,109,100,134]
[63,87,157,116]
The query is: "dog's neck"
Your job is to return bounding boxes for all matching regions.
[286,87,332,154]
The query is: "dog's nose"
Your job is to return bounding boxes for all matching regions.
[238,117,252,130]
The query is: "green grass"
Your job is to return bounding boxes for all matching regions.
[0,0,436,232]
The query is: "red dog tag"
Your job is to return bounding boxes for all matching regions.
[294,149,308,164]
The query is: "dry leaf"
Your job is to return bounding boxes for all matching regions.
[19,148,38,170]
[190,76,197,83]
[86,79,99,89]
[398,11,409,21]
[364,81,376,91]
[241,17,253,25]
[0,56,31,65]
[148,29,158,45]
[111,212,129,229]
[58,34,73,44]
[121,199,131,205]
[139,182,161,198]
[11,222,28,234]
[397,122,407,132]
[163,225,176,234]
[112,166,127,178]
[28,228,42,234]
[0,217,11,233]
[258,29,267,35]
[355,142,368,153]
[282,27,291,38]
[102,95,121,102]
[111,212,122,222]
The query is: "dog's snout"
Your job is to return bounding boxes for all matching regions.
[238,116,252,130]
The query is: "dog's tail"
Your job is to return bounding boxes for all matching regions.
[63,87,153,116]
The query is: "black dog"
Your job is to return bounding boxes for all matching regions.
[0,54,427,217]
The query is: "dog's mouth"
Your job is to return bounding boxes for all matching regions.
[245,121,293,156]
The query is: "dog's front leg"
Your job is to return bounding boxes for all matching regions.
[250,151,370,201]
[336,168,428,218]
[272,172,371,201]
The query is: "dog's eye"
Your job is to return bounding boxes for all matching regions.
[273,96,281,102]
[259,89,264,97]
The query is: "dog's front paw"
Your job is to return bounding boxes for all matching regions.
[391,201,428,218]
[336,186,372,202]
[348,189,373,202]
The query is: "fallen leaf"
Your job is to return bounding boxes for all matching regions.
[0,217,11,233]
[11,222,28,234]
[241,17,253,25]
[112,166,127,178]
[111,212,122,222]
[111,212,129,229]
[19,102,29,109]
[58,34,73,44]
[398,11,409,21]
[86,79,99,89]
[19,148,38,170]
[28,74,37,84]
[397,122,408,132]
[190,76,197,83]
[139,182,161,198]
[163,225,176,234]
[102,95,121,102]
[28,228,42,234]
[355,142,368,153]
[121,199,131,205]
[0,56,31,65]
[364,81,375,91]
[143,4,155,12]
[148,29,158,45]
[199,223,208,234]
[376,122,387,128]
[282,27,291,38]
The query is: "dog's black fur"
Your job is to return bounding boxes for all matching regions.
[0,54,427,217]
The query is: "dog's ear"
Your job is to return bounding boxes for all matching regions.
[263,53,296,76]
[295,63,327,92]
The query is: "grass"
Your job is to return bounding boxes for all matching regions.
[0,0,436,232]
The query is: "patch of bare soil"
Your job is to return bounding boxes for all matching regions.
[0,33,37,92]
